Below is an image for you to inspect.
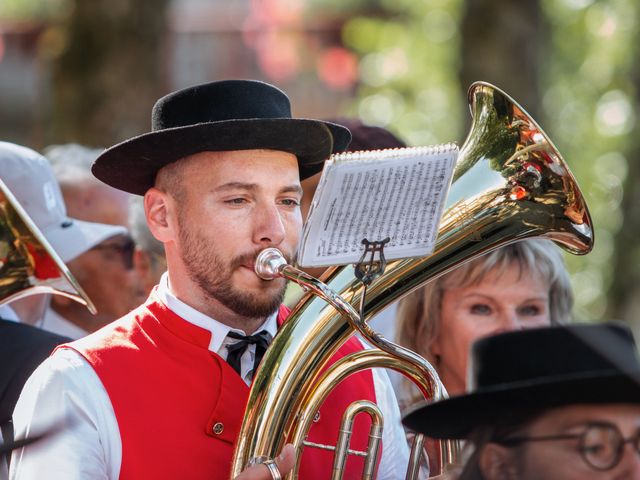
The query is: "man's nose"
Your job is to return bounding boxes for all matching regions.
[253,204,286,246]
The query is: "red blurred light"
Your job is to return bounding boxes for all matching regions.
[317,47,358,91]
[255,32,301,81]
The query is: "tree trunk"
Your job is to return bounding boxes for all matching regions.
[47,0,168,146]
[459,0,546,121]
[607,56,640,332]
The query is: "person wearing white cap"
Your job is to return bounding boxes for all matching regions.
[0,141,128,336]
[41,143,140,338]
[1,140,126,476]
[43,143,131,230]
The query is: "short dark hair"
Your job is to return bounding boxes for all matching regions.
[326,118,406,152]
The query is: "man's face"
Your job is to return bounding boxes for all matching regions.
[170,149,303,321]
[63,234,139,328]
[495,403,640,480]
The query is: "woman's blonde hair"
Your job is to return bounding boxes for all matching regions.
[396,239,573,366]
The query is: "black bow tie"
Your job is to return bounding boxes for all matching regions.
[225,330,272,378]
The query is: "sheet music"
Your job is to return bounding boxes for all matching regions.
[298,144,457,267]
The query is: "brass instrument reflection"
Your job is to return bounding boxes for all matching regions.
[0,178,96,313]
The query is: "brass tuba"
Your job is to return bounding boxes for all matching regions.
[231,82,593,478]
[0,177,96,312]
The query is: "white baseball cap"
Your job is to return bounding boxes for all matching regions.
[0,141,128,262]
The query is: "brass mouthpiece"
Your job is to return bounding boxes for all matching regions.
[254,248,288,280]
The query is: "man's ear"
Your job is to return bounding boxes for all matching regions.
[144,188,175,243]
[479,443,518,480]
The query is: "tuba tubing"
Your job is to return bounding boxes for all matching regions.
[252,248,452,476]
[230,81,594,478]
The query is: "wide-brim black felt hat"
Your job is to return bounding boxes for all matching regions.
[92,80,351,195]
[402,323,640,439]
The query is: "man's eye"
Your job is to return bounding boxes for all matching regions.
[281,198,300,206]
[470,304,492,315]
[581,443,606,454]
[225,198,247,205]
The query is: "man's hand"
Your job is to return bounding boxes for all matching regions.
[234,444,296,480]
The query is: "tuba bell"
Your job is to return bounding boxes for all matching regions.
[0,177,96,312]
[230,82,593,478]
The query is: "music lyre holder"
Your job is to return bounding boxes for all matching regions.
[354,237,390,320]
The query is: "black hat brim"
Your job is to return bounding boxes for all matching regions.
[402,371,640,439]
[92,118,351,195]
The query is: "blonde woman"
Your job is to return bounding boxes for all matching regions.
[396,239,573,402]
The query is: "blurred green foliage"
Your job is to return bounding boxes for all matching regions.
[541,0,638,321]
[333,0,464,147]
[0,0,70,20]
[310,0,638,323]
[3,0,637,324]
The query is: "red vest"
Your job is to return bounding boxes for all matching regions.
[63,293,379,479]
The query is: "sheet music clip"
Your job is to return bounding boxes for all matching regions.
[354,237,390,287]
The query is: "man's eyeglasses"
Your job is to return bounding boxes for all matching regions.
[91,236,135,270]
[497,421,640,471]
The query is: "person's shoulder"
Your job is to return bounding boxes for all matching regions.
[0,319,70,365]
[36,347,95,377]
[15,347,98,408]
[0,321,71,422]
[71,302,152,350]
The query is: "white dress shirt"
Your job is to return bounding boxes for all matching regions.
[39,308,88,340]
[159,273,278,385]
[11,273,409,479]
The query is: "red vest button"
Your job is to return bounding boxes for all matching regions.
[212,422,224,435]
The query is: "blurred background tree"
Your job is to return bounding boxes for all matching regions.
[541,0,638,324]
[46,0,169,145]
[311,0,639,330]
[0,0,638,332]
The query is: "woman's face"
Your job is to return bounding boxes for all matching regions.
[431,262,551,395]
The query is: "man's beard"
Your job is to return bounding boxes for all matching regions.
[178,222,287,320]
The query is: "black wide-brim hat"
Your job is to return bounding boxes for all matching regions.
[402,323,640,439]
[92,80,351,195]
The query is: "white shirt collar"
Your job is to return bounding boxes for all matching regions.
[40,307,89,340]
[155,272,278,355]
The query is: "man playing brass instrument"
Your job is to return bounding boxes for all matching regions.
[11,80,409,479]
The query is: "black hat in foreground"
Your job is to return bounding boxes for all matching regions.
[92,80,351,195]
[402,323,640,439]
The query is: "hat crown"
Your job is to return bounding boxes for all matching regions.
[93,79,351,195]
[470,323,640,391]
[151,80,293,131]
